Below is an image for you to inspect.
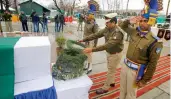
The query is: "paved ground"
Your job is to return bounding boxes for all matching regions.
[1,19,170,99]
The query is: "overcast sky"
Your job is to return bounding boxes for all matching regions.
[21,0,170,13]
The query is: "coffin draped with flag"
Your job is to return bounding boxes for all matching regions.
[0,37,57,99]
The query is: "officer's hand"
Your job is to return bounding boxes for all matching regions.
[83,48,92,53]
[77,40,83,42]
[125,19,131,24]
[137,81,145,88]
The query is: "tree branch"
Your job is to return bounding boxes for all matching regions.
[53,0,62,14]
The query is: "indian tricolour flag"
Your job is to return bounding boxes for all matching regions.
[0,37,51,99]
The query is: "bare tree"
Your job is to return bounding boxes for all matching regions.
[14,0,18,14]
[3,0,11,11]
[107,0,109,10]
[71,0,76,15]
[52,0,62,14]
[52,0,78,16]
[116,0,120,13]
[166,0,170,16]
[0,0,3,13]
[126,0,130,16]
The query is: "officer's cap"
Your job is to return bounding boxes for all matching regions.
[104,13,118,23]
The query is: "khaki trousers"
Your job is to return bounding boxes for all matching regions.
[85,41,94,63]
[77,22,83,31]
[102,52,122,90]
[5,21,13,32]
[120,63,137,99]
[0,23,2,32]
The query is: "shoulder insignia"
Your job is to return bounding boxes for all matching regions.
[156,48,162,54]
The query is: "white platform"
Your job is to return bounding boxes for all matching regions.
[14,75,53,95]
[14,37,51,83]
[54,75,93,99]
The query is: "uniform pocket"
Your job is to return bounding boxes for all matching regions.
[137,44,148,58]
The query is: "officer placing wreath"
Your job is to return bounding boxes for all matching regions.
[79,13,124,94]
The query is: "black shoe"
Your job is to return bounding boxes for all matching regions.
[110,83,115,87]
[103,83,115,87]
[85,63,92,74]
[96,88,108,94]
[87,69,92,74]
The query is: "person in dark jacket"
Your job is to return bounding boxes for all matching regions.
[42,12,48,33]
[31,12,40,33]
[0,14,3,34]
[54,14,60,32]
[59,14,65,32]
[19,11,28,31]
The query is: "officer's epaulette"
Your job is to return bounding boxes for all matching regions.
[151,34,163,42]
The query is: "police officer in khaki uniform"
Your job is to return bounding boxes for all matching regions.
[79,13,124,94]
[119,1,163,98]
[83,12,98,74]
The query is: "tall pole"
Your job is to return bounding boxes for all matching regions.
[166,0,170,16]
[102,0,104,11]
[107,0,109,11]
[126,0,130,16]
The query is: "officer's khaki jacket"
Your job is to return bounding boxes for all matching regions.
[120,20,163,84]
[84,20,98,37]
[83,26,124,54]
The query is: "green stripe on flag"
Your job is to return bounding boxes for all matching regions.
[0,37,20,99]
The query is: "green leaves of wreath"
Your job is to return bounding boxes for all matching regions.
[52,40,87,80]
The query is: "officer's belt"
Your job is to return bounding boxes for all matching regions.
[109,51,121,54]
[124,58,140,70]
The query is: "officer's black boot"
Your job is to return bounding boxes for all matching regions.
[87,63,92,74]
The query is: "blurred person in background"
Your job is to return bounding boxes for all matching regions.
[19,11,28,32]
[3,10,13,32]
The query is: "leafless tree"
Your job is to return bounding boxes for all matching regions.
[107,0,109,10]
[13,0,18,14]
[0,0,3,13]
[126,0,130,16]
[71,0,76,15]
[166,0,170,16]
[51,0,78,16]
[52,0,62,14]
[116,0,120,13]
[3,0,11,11]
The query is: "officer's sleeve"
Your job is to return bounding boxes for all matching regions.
[92,31,123,52]
[120,20,136,36]
[93,24,98,33]
[83,28,105,42]
[140,42,163,84]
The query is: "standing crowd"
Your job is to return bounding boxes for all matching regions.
[0,10,65,34]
